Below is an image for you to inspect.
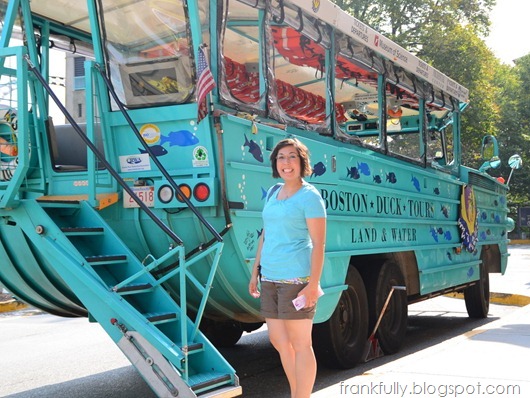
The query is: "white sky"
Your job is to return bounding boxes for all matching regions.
[486,0,530,64]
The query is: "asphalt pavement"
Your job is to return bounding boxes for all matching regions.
[313,243,530,398]
[1,243,529,397]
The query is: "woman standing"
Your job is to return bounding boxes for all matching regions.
[249,138,326,398]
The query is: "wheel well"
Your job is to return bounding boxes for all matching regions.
[349,251,420,296]
[480,244,502,273]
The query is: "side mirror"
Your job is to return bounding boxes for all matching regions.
[506,154,523,186]
[508,154,523,170]
[479,135,500,172]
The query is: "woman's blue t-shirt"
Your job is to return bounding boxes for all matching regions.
[261,182,326,280]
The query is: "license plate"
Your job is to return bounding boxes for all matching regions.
[123,186,155,208]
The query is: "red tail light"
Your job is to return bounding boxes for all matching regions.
[193,183,210,202]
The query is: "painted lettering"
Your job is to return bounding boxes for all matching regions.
[407,199,434,218]
[390,228,417,242]
[352,228,377,243]
[376,196,402,215]
[320,189,369,213]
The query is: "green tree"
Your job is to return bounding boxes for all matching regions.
[334,0,495,51]
[495,56,530,203]
[420,24,500,168]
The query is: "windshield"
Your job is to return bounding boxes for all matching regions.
[100,0,203,107]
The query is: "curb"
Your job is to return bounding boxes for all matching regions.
[446,291,530,307]
[509,239,530,244]
[0,299,29,313]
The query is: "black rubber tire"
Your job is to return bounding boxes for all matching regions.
[201,320,244,347]
[464,262,490,318]
[313,267,369,369]
[367,260,408,355]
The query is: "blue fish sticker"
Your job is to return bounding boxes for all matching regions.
[430,227,439,242]
[139,145,168,157]
[467,267,474,278]
[311,161,326,177]
[444,230,452,240]
[346,166,360,179]
[357,162,370,176]
[411,176,420,192]
[160,130,199,147]
[244,134,263,162]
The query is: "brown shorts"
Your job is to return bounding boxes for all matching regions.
[260,281,316,320]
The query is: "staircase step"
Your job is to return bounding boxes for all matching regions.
[37,192,118,210]
[178,341,204,355]
[189,372,233,394]
[115,283,153,294]
[197,385,242,398]
[61,226,105,236]
[85,254,127,265]
[143,312,177,324]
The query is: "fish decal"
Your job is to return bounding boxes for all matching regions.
[386,172,397,184]
[411,176,421,192]
[467,267,474,278]
[441,205,449,218]
[160,130,199,147]
[447,251,453,261]
[373,175,382,184]
[243,134,263,162]
[481,211,488,220]
[430,227,439,242]
[480,231,487,241]
[494,214,501,223]
[444,230,452,240]
[357,162,370,176]
[311,161,326,177]
[433,187,440,195]
[139,145,168,157]
[346,166,360,179]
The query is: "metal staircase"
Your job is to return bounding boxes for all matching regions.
[11,197,241,398]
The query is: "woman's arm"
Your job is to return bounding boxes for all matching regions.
[301,217,326,306]
[248,231,265,298]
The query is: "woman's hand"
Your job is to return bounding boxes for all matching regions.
[299,283,321,308]
[248,272,260,298]
[248,275,260,298]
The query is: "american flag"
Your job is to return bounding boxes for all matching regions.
[197,45,215,123]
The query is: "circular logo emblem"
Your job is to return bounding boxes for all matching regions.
[140,124,161,145]
[193,146,208,161]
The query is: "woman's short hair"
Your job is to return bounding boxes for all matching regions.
[269,138,312,178]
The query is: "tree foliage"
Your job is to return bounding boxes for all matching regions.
[334,0,495,51]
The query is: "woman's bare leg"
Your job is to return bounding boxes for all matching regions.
[266,318,297,396]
